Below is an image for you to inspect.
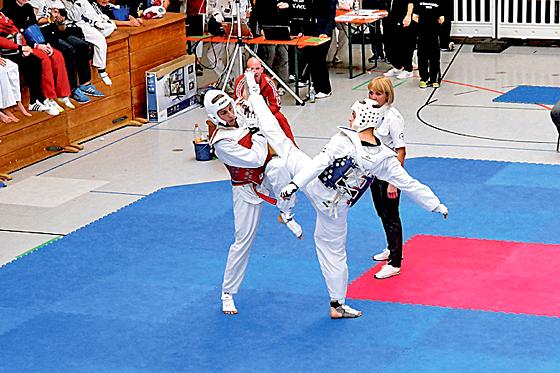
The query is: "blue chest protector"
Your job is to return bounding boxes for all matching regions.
[318,156,374,207]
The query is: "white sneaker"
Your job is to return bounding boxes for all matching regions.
[221,292,238,314]
[396,70,414,79]
[28,100,59,116]
[373,248,390,261]
[278,212,303,239]
[383,67,401,77]
[99,71,112,86]
[58,97,75,109]
[45,99,64,113]
[449,41,455,50]
[374,264,401,279]
[315,91,332,99]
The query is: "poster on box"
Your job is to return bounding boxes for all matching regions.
[146,55,199,122]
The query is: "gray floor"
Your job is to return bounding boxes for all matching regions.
[1,43,559,266]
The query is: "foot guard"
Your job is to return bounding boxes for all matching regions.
[278,212,303,239]
[330,303,362,319]
[221,292,238,315]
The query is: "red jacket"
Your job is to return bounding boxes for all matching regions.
[234,73,282,115]
[0,12,27,52]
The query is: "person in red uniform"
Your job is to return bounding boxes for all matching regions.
[233,57,296,146]
[203,89,302,315]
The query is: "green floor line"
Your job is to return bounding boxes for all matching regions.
[16,236,62,260]
[352,78,373,90]
[352,76,408,91]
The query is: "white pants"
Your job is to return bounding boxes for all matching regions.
[0,59,21,109]
[249,93,351,301]
[222,185,262,294]
[222,158,297,294]
[76,22,113,69]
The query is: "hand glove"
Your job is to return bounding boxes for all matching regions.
[280,182,299,199]
[433,203,448,219]
[235,99,259,132]
[244,71,260,95]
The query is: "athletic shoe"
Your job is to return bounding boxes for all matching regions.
[80,83,104,97]
[315,91,332,99]
[288,74,295,83]
[432,82,440,88]
[396,70,414,79]
[419,80,429,89]
[46,99,64,113]
[449,41,455,50]
[297,80,309,88]
[373,248,390,261]
[72,88,91,103]
[99,71,112,86]
[383,67,401,77]
[59,97,75,109]
[374,264,401,279]
[28,100,59,116]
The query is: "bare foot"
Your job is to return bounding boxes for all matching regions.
[17,102,32,117]
[0,110,13,123]
[5,108,19,122]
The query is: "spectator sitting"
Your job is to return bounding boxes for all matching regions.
[3,0,73,112]
[33,1,104,103]
[0,56,32,123]
[233,57,297,145]
[0,12,62,115]
[63,0,116,85]
[93,0,143,27]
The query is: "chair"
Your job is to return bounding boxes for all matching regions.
[551,101,560,151]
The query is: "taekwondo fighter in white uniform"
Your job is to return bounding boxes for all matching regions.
[203,89,302,315]
[242,72,448,319]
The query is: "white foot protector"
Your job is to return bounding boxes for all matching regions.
[331,303,362,319]
[221,292,238,315]
[278,212,303,239]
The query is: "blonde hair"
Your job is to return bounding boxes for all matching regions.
[367,77,395,105]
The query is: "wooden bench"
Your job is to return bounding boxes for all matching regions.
[0,12,186,181]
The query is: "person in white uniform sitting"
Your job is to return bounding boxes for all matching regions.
[243,72,448,319]
[203,89,303,315]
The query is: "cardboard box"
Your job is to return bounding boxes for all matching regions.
[146,54,199,122]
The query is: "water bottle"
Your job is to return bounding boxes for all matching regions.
[193,123,204,143]
[309,87,316,103]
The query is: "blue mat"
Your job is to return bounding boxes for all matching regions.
[493,85,560,105]
[2,158,560,372]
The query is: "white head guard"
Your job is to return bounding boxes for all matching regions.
[350,98,385,132]
[204,89,235,126]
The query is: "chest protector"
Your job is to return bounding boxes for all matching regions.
[224,132,266,186]
[318,156,374,207]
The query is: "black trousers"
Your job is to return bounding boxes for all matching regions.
[367,22,384,58]
[299,41,331,94]
[417,26,441,83]
[44,27,92,90]
[4,53,44,104]
[382,20,416,71]
[370,178,403,267]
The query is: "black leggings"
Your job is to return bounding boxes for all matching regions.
[5,53,44,104]
[371,178,403,267]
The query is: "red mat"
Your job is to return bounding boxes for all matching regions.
[348,235,560,317]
